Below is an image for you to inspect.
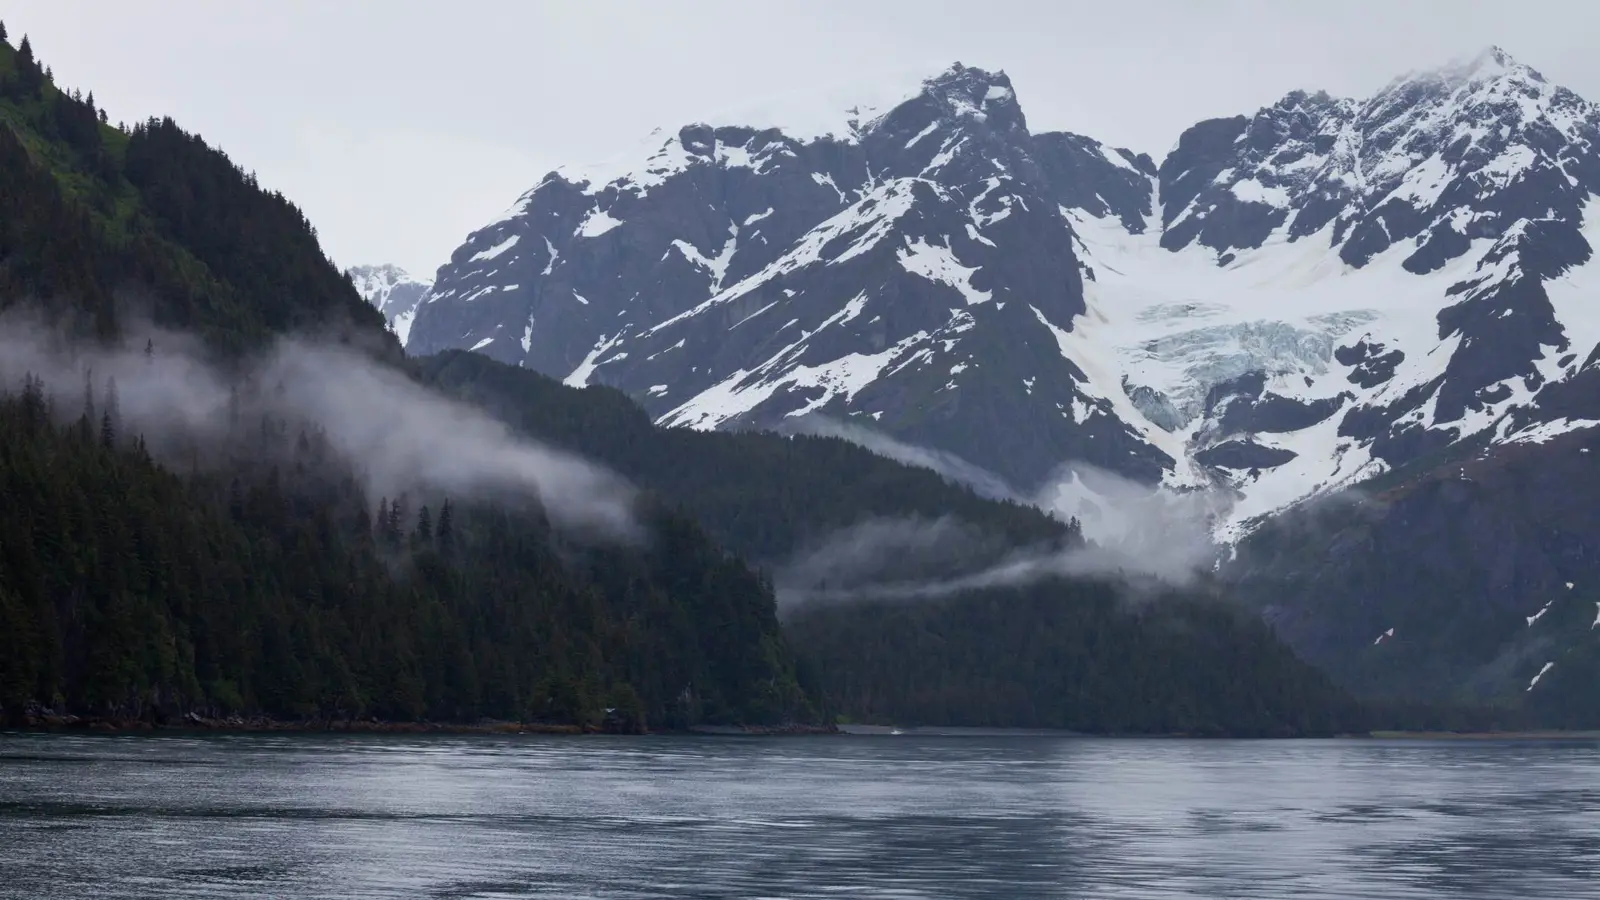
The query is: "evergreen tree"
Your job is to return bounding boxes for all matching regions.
[385,496,406,549]
[437,499,455,556]
[415,505,433,543]
[103,376,120,443]
[0,21,8,42]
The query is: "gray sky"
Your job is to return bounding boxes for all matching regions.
[13,0,1600,277]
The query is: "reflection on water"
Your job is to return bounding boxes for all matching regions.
[1,732,1597,898]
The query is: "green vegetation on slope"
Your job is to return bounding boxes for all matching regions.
[0,31,811,729]
[789,586,1365,736]
[0,378,810,727]
[0,31,388,352]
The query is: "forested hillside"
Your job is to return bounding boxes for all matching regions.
[0,32,387,352]
[417,350,1369,735]
[416,350,1068,564]
[0,379,811,728]
[0,30,811,730]
[788,585,1365,736]
[1228,430,1600,728]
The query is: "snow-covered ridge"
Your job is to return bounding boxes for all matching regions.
[542,62,1016,199]
[349,264,434,346]
[406,47,1600,544]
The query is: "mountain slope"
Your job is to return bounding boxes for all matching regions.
[0,33,813,729]
[408,48,1600,543]
[1226,426,1600,724]
[417,349,1367,735]
[0,37,390,356]
[349,263,433,344]
[0,387,812,729]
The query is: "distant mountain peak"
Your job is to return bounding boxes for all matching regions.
[348,264,432,345]
[1440,44,1539,84]
[915,63,1022,126]
[1383,44,1548,96]
[349,262,417,285]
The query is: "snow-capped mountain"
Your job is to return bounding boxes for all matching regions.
[349,264,433,344]
[405,48,1600,539]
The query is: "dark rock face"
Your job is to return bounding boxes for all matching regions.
[1033,131,1155,233]
[1227,428,1600,717]
[1201,371,1347,437]
[1195,440,1298,471]
[1335,339,1405,389]
[406,48,1600,520]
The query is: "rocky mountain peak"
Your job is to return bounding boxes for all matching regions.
[1430,45,1542,88]
[912,63,1022,126]
[404,52,1600,543]
[348,264,433,344]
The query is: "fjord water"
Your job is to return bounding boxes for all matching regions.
[2,733,1596,898]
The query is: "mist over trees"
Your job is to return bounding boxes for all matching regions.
[0,369,811,727]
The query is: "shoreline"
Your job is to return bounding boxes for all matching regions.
[9,714,1599,741]
[6,712,839,737]
[1367,729,1600,740]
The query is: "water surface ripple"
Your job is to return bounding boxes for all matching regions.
[1,733,1596,898]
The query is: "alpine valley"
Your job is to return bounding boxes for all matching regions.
[377,46,1600,718]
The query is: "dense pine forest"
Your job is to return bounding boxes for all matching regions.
[0,376,812,728]
[0,28,1372,736]
[0,30,811,730]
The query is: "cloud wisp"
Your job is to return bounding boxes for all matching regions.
[0,315,641,542]
[775,417,1227,608]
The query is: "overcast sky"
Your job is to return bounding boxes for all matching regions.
[13,0,1600,277]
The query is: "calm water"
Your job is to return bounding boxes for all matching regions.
[1,732,1597,898]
